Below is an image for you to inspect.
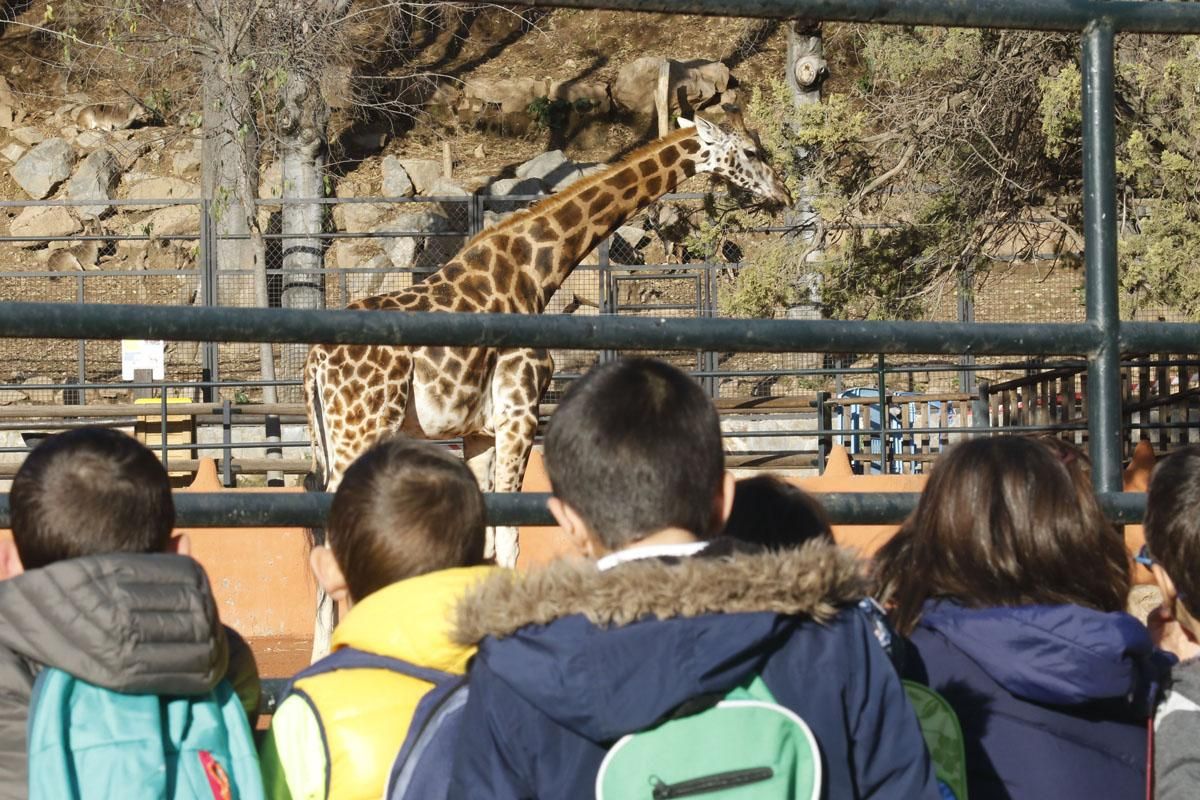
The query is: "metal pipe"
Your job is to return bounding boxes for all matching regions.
[501,0,1200,33]
[1082,21,1123,494]
[0,301,1104,356]
[0,490,1147,527]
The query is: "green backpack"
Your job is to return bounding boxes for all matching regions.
[595,676,821,800]
[27,667,265,800]
[903,681,969,800]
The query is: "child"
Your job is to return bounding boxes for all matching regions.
[0,426,258,800]
[875,436,1165,800]
[447,357,939,799]
[1142,444,1200,797]
[721,474,833,550]
[261,436,494,800]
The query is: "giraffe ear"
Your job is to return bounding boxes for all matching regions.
[688,114,722,144]
[677,116,696,129]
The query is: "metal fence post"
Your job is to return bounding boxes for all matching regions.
[200,199,220,393]
[877,353,888,474]
[974,378,991,430]
[1082,20,1123,493]
[816,390,831,473]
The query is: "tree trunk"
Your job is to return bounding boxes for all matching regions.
[200,43,277,405]
[278,70,329,402]
[786,21,828,319]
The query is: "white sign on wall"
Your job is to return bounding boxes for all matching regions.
[121,339,165,380]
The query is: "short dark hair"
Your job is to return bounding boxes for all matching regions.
[875,436,1129,634]
[327,436,486,602]
[1144,445,1200,616]
[10,427,175,569]
[544,357,724,549]
[722,475,833,550]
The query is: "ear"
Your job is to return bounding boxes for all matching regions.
[713,471,737,532]
[167,531,191,558]
[549,496,606,560]
[309,545,350,603]
[676,116,696,129]
[1153,563,1180,617]
[689,115,721,144]
[0,538,24,579]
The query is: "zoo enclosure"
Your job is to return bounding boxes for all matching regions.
[1,0,1200,525]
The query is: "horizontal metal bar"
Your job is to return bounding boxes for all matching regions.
[1121,322,1200,354]
[0,490,1148,527]
[507,0,1200,33]
[0,302,1103,355]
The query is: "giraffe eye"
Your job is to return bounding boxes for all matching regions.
[742,148,757,159]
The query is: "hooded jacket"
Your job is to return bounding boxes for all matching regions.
[260,566,495,800]
[902,600,1167,800]
[447,543,940,800]
[0,552,256,800]
[1155,654,1200,799]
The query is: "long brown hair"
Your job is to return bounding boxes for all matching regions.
[875,436,1129,634]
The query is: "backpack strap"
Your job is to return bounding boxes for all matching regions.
[279,647,457,702]
[385,675,470,799]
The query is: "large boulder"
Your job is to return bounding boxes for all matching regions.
[67,148,121,219]
[10,138,74,199]
[10,126,45,146]
[397,159,442,195]
[373,209,444,270]
[139,204,199,237]
[124,176,199,210]
[516,149,569,181]
[613,57,732,117]
[487,176,545,198]
[463,77,549,114]
[9,205,81,246]
[381,156,414,198]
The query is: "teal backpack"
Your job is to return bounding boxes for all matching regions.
[903,681,969,800]
[595,675,821,800]
[27,667,265,800]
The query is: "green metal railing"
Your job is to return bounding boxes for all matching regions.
[1,0,1199,525]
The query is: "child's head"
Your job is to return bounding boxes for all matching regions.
[1144,445,1200,627]
[722,475,833,551]
[876,435,1129,634]
[544,357,729,554]
[9,427,175,571]
[311,436,487,604]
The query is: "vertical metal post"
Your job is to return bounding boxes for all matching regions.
[877,353,888,474]
[199,199,220,390]
[222,399,233,488]
[816,390,830,474]
[1082,21,1122,493]
[957,266,977,394]
[76,275,86,390]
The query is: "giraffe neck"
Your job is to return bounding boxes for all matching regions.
[496,127,703,312]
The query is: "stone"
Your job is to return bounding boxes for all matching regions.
[397,159,442,195]
[463,77,550,114]
[487,176,545,197]
[516,149,569,181]
[373,209,441,270]
[0,389,26,405]
[10,138,74,199]
[9,205,81,246]
[124,177,199,210]
[139,204,199,237]
[0,106,13,129]
[259,161,283,199]
[74,129,106,149]
[0,143,23,163]
[0,77,18,112]
[172,140,202,175]
[67,148,121,219]
[422,177,468,198]
[10,126,44,146]
[613,57,731,117]
[381,156,414,198]
[332,200,387,233]
[548,80,612,113]
[59,125,79,140]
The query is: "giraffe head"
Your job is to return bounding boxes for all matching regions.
[678,112,792,208]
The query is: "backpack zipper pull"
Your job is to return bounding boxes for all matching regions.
[650,767,774,798]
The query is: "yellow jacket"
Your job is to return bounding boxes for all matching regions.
[260,566,495,800]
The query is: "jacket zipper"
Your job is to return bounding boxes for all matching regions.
[651,767,774,798]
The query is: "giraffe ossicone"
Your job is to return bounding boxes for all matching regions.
[303,110,790,660]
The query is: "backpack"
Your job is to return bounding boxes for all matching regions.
[27,667,264,800]
[595,675,821,800]
[383,673,469,800]
[903,680,969,800]
[279,647,466,800]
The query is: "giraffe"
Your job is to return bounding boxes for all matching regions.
[303,111,790,657]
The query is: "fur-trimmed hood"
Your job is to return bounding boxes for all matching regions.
[454,541,873,744]
[455,540,867,645]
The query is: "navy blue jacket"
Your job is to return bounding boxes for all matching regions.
[902,600,1168,800]
[447,544,940,799]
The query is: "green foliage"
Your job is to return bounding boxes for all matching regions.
[1121,201,1200,320]
[527,96,573,130]
[1039,64,1081,158]
[719,238,806,318]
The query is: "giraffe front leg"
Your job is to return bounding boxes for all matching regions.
[463,434,499,560]
[491,409,540,569]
